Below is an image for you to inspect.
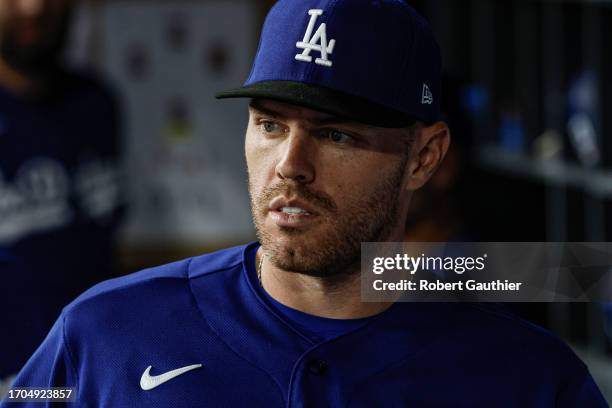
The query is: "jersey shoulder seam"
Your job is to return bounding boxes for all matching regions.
[63,260,192,314]
[61,313,80,387]
[467,304,553,333]
[187,246,247,279]
[466,303,585,364]
[187,260,242,279]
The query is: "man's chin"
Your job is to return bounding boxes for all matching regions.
[264,235,325,272]
[263,234,359,278]
[268,234,317,257]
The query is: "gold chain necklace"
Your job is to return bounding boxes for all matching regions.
[257,253,264,287]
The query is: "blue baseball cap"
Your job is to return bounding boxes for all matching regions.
[216,0,441,128]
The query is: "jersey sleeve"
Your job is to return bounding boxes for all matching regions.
[0,314,78,407]
[556,364,609,408]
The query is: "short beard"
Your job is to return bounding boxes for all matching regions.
[248,156,408,280]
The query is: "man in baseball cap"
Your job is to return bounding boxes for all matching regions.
[4,1,607,406]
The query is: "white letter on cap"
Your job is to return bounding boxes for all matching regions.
[295,9,336,67]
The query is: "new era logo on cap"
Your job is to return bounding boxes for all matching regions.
[422,84,433,105]
[217,0,442,127]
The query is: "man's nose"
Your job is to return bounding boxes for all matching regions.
[275,130,315,184]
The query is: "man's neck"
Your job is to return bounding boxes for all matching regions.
[256,249,393,319]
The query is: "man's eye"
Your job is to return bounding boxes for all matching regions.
[328,130,353,144]
[261,121,281,133]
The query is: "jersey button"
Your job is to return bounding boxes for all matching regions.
[307,359,328,376]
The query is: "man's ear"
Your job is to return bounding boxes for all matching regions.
[405,122,451,191]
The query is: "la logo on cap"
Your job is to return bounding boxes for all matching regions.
[295,9,336,67]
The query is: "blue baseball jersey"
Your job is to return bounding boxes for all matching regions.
[0,70,123,378]
[3,243,608,407]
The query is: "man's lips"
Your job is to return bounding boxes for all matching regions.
[268,197,320,216]
[267,197,322,228]
[268,209,318,228]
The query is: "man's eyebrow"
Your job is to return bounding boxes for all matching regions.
[248,100,285,119]
[248,100,360,128]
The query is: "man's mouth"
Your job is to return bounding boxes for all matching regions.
[279,206,312,216]
[268,196,320,216]
[267,197,321,228]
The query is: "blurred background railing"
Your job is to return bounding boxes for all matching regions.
[410,0,612,399]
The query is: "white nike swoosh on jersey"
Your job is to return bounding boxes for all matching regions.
[139,364,203,391]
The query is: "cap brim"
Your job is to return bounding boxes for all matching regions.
[216,81,417,128]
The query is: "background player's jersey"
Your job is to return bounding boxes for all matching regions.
[0,71,123,378]
[3,243,607,407]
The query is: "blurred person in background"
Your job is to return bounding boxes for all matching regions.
[0,0,123,389]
